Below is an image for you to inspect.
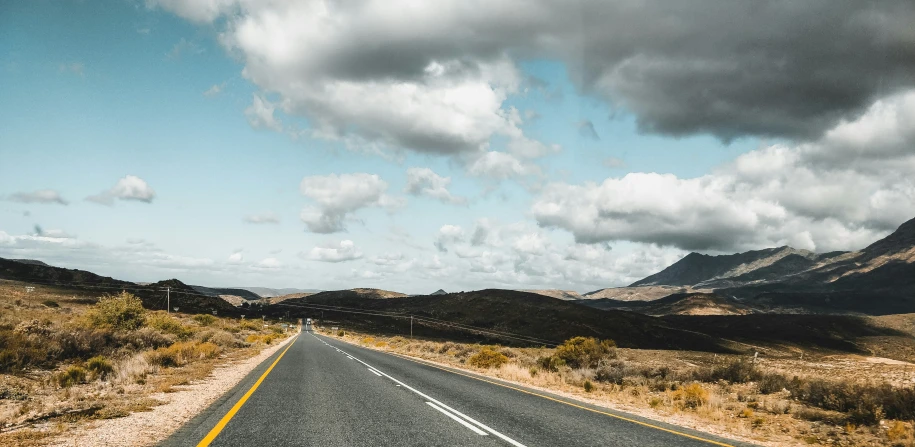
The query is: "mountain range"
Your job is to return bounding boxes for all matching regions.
[583,216,915,315]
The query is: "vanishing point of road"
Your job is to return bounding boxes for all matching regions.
[160,333,756,447]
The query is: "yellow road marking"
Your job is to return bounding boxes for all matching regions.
[376,347,736,447]
[196,335,299,447]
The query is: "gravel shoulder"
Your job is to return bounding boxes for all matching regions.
[46,334,297,447]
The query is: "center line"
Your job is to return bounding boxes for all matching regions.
[426,402,487,435]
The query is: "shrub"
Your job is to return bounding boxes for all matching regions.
[145,342,221,368]
[192,314,216,327]
[672,383,708,410]
[468,347,509,369]
[86,355,114,380]
[147,313,194,339]
[47,327,114,361]
[196,330,241,348]
[538,355,566,372]
[56,365,87,388]
[758,372,790,394]
[529,367,538,377]
[86,292,146,331]
[0,330,49,373]
[337,330,345,337]
[41,300,60,308]
[119,327,174,350]
[698,359,762,384]
[887,421,912,443]
[239,320,261,331]
[583,380,594,392]
[552,337,616,369]
[362,337,375,345]
[649,397,663,408]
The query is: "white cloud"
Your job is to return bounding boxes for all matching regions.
[299,173,401,233]
[203,82,225,97]
[308,240,364,263]
[434,225,464,252]
[227,250,244,263]
[7,189,68,205]
[534,91,915,252]
[466,151,540,180]
[245,93,282,131]
[87,175,156,205]
[253,257,282,269]
[404,167,466,205]
[243,213,279,224]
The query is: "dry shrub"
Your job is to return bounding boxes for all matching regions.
[0,330,48,373]
[672,383,709,410]
[85,292,146,330]
[362,337,375,345]
[245,333,281,345]
[193,314,217,327]
[887,421,913,444]
[56,365,87,388]
[145,342,221,368]
[147,313,194,339]
[375,341,388,348]
[119,327,174,350]
[238,320,261,331]
[196,330,242,348]
[553,337,616,369]
[86,355,114,380]
[468,347,509,369]
[583,380,594,392]
[695,358,761,384]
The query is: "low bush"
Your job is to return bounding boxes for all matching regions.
[41,300,60,308]
[552,337,617,369]
[672,383,709,410]
[245,333,282,345]
[147,313,194,339]
[538,355,566,372]
[86,355,114,380]
[145,342,221,368]
[196,330,241,348]
[0,330,49,373]
[119,327,174,350]
[56,365,87,388]
[583,380,594,393]
[758,372,790,394]
[696,358,762,384]
[468,347,509,369]
[192,314,216,327]
[85,292,146,331]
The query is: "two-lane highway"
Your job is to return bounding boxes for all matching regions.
[161,333,756,447]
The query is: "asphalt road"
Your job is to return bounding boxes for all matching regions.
[161,333,757,447]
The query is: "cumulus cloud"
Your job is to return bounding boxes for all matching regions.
[466,151,540,180]
[245,93,282,131]
[253,257,282,269]
[434,225,464,252]
[243,213,279,224]
[227,250,244,263]
[299,173,402,233]
[87,175,156,205]
[533,90,915,252]
[7,189,68,205]
[404,168,466,205]
[308,240,364,263]
[153,0,915,146]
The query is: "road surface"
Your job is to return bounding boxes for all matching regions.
[161,333,756,447]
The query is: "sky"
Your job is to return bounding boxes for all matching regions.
[1,0,914,294]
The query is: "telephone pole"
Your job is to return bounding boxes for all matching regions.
[166,287,170,313]
[410,316,413,339]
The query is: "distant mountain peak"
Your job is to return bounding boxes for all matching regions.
[430,289,447,295]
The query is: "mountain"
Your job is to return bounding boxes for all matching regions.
[578,292,753,316]
[233,286,323,298]
[583,285,695,301]
[430,289,448,296]
[191,285,262,301]
[618,216,915,315]
[0,257,238,315]
[11,258,50,267]
[518,289,582,300]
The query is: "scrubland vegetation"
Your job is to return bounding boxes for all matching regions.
[0,283,291,445]
[328,330,915,447]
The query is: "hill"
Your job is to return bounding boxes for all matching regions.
[233,286,322,298]
[191,285,262,301]
[578,293,753,316]
[520,289,582,300]
[616,216,915,315]
[265,289,726,351]
[582,285,696,301]
[0,257,238,315]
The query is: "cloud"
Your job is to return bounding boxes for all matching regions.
[466,151,540,180]
[203,82,226,97]
[87,175,156,205]
[153,0,915,145]
[577,120,600,140]
[227,250,244,263]
[404,168,466,205]
[602,157,625,169]
[253,257,282,269]
[7,189,68,205]
[308,240,364,262]
[299,173,401,233]
[434,224,464,252]
[245,94,282,131]
[243,213,279,224]
[533,90,915,252]
[167,37,203,60]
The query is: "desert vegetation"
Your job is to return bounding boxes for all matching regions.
[324,329,915,447]
[0,282,291,446]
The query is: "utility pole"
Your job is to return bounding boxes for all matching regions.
[410,316,413,339]
[167,287,170,313]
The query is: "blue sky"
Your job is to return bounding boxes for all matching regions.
[2,1,913,294]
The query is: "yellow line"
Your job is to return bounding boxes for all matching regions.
[196,335,299,447]
[381,350,736,447]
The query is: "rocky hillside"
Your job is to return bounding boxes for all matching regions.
[520,289,583,300]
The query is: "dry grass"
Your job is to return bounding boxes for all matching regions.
[0,281,292,440]
[323,328,915,447]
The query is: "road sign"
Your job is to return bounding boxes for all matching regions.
[331,326,339,331]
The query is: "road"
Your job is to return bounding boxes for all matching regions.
[161,333,756,447]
